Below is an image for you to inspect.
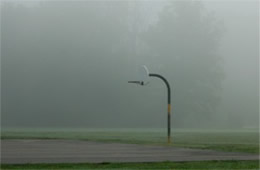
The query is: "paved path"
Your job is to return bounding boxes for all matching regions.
[1,139,259,164]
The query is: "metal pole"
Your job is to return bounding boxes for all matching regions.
[149,73,171,144]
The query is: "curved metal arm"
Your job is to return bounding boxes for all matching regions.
[149,73,171,143]
[149,74,171,104]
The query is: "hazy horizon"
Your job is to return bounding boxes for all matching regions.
[1,0,259,129]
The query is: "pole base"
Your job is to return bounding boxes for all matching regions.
[167,136,171,144]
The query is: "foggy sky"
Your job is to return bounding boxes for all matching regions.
[1,0,259,129]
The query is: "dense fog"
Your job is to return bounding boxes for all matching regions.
[1,0,259,128]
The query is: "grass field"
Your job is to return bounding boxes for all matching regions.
[1,128,259,153]
[1,160,259,169]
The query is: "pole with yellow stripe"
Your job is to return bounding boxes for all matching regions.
[168,103,171,144]
[149,73,171,144]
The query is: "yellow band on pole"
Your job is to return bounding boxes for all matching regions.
[168,104,171,113]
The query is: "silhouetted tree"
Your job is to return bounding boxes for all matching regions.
[143,0,224,127]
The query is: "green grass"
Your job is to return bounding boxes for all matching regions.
[1,160,259,169]
[1,128,259,153]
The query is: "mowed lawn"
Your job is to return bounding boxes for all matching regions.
[2,160,259,169]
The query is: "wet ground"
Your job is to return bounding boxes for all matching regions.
[1,139,259,164]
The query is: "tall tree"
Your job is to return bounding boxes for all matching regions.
[143,0,224,127]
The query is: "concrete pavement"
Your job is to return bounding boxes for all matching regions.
[1,139,259,164]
